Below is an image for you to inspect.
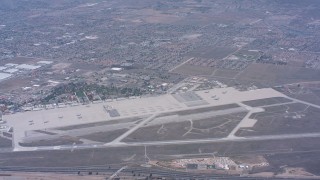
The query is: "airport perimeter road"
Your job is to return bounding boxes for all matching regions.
[110,114,158,144]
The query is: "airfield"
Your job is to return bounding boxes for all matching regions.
[2,87,320,176]
[2,86,319,153]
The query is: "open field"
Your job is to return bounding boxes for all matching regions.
[236,103,320,137]
[237,63,320,86]
[124,112,247,142]
[172,64,214,76]
[188,47,238,59]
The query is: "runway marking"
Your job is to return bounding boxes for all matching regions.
[53,146,61,150]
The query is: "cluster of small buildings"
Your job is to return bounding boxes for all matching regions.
[170,157,246,171]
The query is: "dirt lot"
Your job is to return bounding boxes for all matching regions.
[236,103,320,136]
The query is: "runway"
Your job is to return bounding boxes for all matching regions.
[13,132,320,152]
